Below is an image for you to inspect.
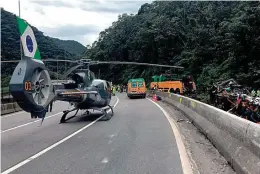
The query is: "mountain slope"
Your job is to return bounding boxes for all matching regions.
[84,1,260,92]
[1,8,84,86]
[1,8,74,61]
[50,37,86,56]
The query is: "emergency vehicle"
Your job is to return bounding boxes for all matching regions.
[127,78,146,99]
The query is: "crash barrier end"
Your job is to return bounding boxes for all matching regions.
[1,102,22,115]
[154,91,260,174]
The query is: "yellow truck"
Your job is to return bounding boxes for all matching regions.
[150,75,196,95]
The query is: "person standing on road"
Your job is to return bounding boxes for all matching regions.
[47,86,55,112]
[257,89,260,97]
[49,100,53,112]
[112,86,116,96]
[251,89,256,97]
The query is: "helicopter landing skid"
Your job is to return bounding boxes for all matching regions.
[60,107,79,123]
[60,105,114,123]
[100,105,114,121]
[87,105,114,121]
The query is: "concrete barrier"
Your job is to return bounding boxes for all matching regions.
[155,91,260,174]
[1,102,22,115]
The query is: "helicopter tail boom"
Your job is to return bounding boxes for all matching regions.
[55,89,99,103]
[57,91,98,95]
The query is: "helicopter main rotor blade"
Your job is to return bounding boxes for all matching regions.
[1,59,75,63]
[1,60,20,63]
[90,61,184,69]
[42,59,76,63]
[2,59,184,69]
[62,64,83,79]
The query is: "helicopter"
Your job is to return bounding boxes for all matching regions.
[9,56,115,123]
[8,16,184,124]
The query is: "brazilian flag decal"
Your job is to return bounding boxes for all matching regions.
[16,16,41,60]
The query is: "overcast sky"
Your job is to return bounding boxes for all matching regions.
[0,0,152,46]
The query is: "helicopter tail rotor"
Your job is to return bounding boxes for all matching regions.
[9,56,54,119]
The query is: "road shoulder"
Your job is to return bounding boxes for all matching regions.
[157,100,236,174]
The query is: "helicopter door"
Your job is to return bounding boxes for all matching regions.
[106,81,112,93]
[104,81,108,90]
[104,81,111,103]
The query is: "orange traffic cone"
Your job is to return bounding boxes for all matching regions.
[152,94,157,101]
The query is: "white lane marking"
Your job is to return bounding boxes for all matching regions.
[1,111,25,118]
[1,112,63,133]
[2,96,119,174]
[101,157,109,164]
[1,101,64,119]
[1,97,118,133]
[147,98,193,174]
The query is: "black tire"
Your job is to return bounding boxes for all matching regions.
[143,94,146,98]
[175,88,180,94]
[170,88,175,93]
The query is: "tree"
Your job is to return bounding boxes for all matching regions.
[83,1,260,92]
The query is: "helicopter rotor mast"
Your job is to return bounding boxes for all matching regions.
[78,58,91,79]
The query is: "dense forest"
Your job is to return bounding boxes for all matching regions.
[84,1,260,96]
[1,1,260,98]
[1,8,85,87]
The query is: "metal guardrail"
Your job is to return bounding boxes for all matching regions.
[1,102,22,115]
[155,91,260,174]
[1,80,69,114]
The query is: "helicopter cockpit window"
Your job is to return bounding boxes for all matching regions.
[106,82,111,89]
[91,80,105,89]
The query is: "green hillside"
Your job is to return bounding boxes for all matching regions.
[2,1,260,96]
[1,8,85,87]
[84,1,260,93]
[50,37,86,55]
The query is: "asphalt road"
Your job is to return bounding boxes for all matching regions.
[1,93,185,174]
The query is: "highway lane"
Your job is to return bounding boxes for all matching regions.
[2,93,187,174]
[1,97,117,172]
[1,101,71,131]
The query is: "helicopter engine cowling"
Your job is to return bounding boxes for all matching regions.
[9,56,53,118]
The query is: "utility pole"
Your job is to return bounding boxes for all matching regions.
[18,0,22,60]
[98,69,100,79]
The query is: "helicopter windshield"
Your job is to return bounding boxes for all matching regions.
[91,80,105,89]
